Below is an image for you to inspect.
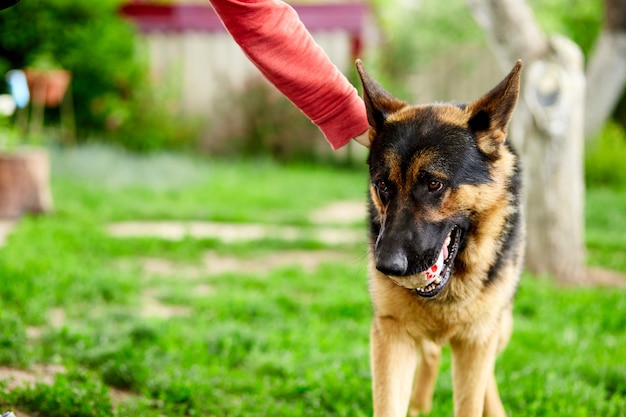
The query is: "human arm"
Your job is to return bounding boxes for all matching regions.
[208,0,369,149]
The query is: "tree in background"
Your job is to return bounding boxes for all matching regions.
[466,0,626,284]
[585,0,626,139]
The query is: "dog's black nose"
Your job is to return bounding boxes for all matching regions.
[375,251,408,276]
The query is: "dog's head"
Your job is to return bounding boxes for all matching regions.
[357,60,522,298]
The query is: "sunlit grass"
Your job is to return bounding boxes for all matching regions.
[0,146,624,416]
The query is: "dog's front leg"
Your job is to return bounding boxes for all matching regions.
[371,316,417,417]
[409,339,441,416]
[450,332,500,417]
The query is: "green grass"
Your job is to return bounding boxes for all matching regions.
[0,145,625,416]
[585,121,626,190]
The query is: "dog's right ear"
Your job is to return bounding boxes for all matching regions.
[466,60,522,158]
[356,59,406,133]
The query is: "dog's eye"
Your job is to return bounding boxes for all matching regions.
[428,180,444,192]
[375,180,389,193]
[374,180,392,204]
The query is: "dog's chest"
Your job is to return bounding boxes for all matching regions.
[372,275,465,339]
[407,299,472,344]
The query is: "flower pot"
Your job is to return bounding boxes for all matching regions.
[24,68,71,107]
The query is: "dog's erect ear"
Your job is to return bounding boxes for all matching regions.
[466,60,522,157]
[356,59,407,132]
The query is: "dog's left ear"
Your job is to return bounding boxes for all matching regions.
[466,60,522,158]
[356,59,407,135]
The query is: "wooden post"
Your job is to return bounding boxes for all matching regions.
[0,148,53,219]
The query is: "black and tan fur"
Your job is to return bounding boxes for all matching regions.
[356,60,524,417]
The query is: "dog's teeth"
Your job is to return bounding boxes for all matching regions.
[416,276,443,293]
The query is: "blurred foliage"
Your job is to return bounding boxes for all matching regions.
[100,75,203,152]
[613,86,626,131]
[529,0,602,58]
[0,310,29,367]
[0,0,200,151]
[204,79,361,165]
[367,0,485,96]
[366,0,604,96]
[2,370,114,417]
[585,121,626,189]
[0,0,142,133]
[222,80,322,161]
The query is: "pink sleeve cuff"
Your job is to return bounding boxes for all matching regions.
[314,91,369,150]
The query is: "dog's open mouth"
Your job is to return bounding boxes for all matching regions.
[388,225,461,298]
[414,225,461,298]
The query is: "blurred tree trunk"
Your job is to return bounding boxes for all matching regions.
[466,0,587,284]
[585,0,626,140]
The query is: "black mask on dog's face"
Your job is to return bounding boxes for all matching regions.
[357,59,522,298]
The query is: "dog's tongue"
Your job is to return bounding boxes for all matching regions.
[423,243,448,283]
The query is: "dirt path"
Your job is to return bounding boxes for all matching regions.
[107,200,366,245]
[107,220,364,245]
[0,366,63,417]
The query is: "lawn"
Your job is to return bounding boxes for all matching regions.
[0,145,625,416]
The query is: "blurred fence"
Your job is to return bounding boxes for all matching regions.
[120,2,376,115]
[120,2,501,160]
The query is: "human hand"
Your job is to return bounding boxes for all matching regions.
[353,130,370,148]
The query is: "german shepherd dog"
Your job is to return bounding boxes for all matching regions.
[355,60,524,417]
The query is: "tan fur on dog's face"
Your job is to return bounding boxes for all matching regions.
[358,61,523,300]
[357,60,524,417]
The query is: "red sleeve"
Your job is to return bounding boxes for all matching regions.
[208,0,369,150]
